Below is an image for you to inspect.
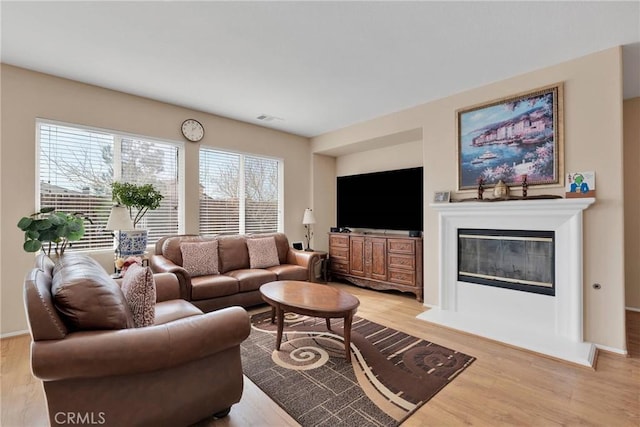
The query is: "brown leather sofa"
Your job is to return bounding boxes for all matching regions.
[150,233,320,313]
[24,253,250,427]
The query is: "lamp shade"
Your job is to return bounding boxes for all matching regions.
[106,205,134,231]
[302,208,316,225]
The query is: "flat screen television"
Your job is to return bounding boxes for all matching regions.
[337,167,423,231]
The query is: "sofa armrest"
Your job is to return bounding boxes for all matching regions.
[31,306,250,381]
[150,255,191,300]
[287,249,321,282]
[287,249,320,269]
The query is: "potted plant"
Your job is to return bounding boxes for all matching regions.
[111,182,163,255]
[17,207,92,256]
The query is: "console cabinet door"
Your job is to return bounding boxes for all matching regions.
[366,237,387,281]
[349,236,365,277]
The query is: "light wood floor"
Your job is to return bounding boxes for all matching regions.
[2,282,639,427]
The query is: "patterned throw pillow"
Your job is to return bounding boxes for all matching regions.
[247,236,280,269]
[121,264,156,328]
[180,240,220,277]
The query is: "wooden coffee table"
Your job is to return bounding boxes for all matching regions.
[259,280,360,362]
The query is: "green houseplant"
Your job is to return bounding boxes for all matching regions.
[17,207,91,255]
[111,182,163,256]
[111,182,163,228]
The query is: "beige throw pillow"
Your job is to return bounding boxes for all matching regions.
[180,240,220,277]
[121,264,156,328]
[247,236,280,269]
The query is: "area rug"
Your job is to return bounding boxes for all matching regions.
[240,311,475,426]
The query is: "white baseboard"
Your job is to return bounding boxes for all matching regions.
[421,302,439,309]
[595,343,628,356]
[0,330,29,339]
[626,306,640,313]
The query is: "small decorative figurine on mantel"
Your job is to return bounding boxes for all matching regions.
[493,180,509,199]
[477,178,484,200]
[521,174,528,198]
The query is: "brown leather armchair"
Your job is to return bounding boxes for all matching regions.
[24,254,251,426]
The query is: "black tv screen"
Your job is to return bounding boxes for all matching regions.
[337,167,423,231]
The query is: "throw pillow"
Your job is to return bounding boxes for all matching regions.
[121,264,156,328]
[247,236,280,269]
[180,240,220,277]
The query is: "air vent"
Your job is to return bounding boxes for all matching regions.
[256,114,283,122]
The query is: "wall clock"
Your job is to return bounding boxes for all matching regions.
[181,119,204,142]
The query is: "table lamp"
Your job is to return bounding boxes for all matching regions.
[302,208,316,251]
[106,204,134,262]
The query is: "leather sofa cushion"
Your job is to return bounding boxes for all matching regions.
[180,240,220,277]
[121,264,156,328]
[191,275,239,300]
[35,253,55,277]
[218,235,250,273]
[154,299,203,325]
[52,254,133,330]
[267,264,308,281]
[225,269,277,292]
[246,236,280,269]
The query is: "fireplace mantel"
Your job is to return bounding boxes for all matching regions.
[418,197,596,366]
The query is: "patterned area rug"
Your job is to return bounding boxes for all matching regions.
[241,311,475,426]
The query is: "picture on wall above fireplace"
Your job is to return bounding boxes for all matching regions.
[457,83,564,190]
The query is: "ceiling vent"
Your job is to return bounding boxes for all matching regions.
[256,114,284,122]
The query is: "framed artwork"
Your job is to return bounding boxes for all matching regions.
[457,83,563,190]
[292,241,304,250]
[565,171,596,198]
[433,191,451,203]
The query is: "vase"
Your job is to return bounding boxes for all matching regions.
[118,229,148,256]
[493,180,509,199]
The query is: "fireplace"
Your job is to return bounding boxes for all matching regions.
[418,198,596,366]
[457,229,555,296]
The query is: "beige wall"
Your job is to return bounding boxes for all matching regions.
[311,154,336,252]
[335,139,423,177]
[0,64,311,335]
[312,47,627,352]
[624,97,640,310]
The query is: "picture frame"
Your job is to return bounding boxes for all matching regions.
[456,83,563,190]
[292,241,304,250]
[433,191,451,203]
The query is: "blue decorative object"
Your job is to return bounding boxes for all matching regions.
[118,230,148,256]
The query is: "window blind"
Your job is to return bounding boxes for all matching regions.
[38,122,182,252]
[199,148,281,235]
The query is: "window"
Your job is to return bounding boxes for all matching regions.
[38,121,183,251]
[199,147,282,235]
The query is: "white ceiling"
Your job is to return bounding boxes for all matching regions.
[2,1,639,138]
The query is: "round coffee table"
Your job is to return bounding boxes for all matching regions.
[259,280,360,362]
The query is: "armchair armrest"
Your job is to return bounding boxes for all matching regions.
[150,255,191,300]
[153,273,181,302]
[31,306,250,381]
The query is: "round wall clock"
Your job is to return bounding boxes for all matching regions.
[181,119,205,142]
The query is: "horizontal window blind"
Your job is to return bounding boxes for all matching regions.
[39,124,114,251]
[121,138,180,241]
[245,155,279,234]
[199,148,281,235]
[38,122,182,252]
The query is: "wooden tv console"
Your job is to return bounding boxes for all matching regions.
[328,232,423,302]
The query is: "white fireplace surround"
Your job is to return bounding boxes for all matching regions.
[418,198,596,366]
